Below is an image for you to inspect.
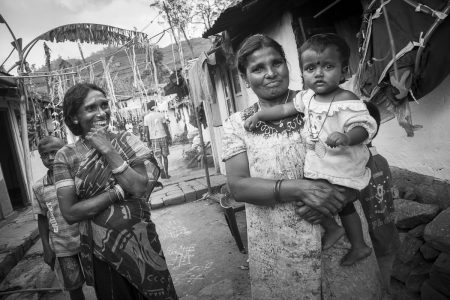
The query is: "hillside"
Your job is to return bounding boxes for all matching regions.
[34,37,212,96]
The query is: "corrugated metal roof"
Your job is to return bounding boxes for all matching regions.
[203,0,288,38]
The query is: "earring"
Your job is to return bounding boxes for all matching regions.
[245,82,250,88]
[73,120,78,124]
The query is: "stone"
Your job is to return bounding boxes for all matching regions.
[420,243,441,261]
[392,185,400,199]
[394,199,440,229]
[421,280,448,300]
[429,271,450,297]
[163,193,185,206]
[150,197,164,209]
[183,190,197,202]
[405,261,432,293]
[424,208,450,254]
[403,187,418,201]
[397,235,424,264]
[408,224,426,239]
[392,258,413,283]
[433,253,450,275]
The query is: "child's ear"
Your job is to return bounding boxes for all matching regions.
[341,66,349,81]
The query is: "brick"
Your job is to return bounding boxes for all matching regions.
[150,197,164,210]
[184,190,197,202]
[163,193,185,206]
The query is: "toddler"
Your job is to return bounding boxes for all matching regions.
[245,33,377,266]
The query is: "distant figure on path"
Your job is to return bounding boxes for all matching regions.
[33,136,85,300]
[144,101,172,178]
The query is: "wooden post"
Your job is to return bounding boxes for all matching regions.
[18,84,33,204]
[192,102,212,194]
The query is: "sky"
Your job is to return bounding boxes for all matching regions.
[0,0,204,73]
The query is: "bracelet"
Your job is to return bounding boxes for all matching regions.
[274,179,283,204]
[108,188,117,205]
[111,161,129,175]
[113,184,125,201]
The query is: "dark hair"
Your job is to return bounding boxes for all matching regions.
[63,83,107,136]
[236,34,287,75]
[38,135,65,153]
[364,101,381,139]
[146,100,156,111]
[299,33,350,69]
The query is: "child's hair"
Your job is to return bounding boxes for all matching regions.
[38,136,65,153]
[299,33,350,70]
[236,34,287,75]
[364,101,381,139]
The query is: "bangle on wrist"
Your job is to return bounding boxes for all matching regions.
[113,184,125,201]
[274,179,284,204]
[111,161,129,175]
[108,188,117,205]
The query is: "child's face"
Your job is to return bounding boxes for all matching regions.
[39,142,63,170]
[301,46,346,96]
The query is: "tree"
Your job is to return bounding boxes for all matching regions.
[193,0,230,30]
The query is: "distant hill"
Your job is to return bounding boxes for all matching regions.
[34,37,212,96]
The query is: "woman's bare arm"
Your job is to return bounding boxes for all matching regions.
[225,152,347,216]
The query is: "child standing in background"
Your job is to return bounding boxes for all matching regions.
[361,102,400,296]
[33,136,85,300]
[245,33,378,266]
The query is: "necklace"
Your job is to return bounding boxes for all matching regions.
[307,93,336,158]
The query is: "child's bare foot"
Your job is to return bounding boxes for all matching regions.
[341,246,372,266]
[322,226,345,250]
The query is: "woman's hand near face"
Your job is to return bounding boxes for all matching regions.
[85,125,114,154]
[296,179,346,216]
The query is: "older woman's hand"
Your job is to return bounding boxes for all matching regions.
[85,125,114,154]
[297,179,346,216]
[295,202,324,224]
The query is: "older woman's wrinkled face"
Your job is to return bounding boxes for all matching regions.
[243,47,289,101]
[73,89,110,136]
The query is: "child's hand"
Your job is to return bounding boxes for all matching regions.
[326,132,350,148]
[244,115,260,131]
[43,247,56,270]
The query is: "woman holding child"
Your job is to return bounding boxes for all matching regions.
[223,34,382,299]
[54,83,177,300]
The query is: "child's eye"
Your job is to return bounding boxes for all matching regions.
[101,102,109,109]
[252,67,263,73]
[273,61,282,67]
[325,64,334,70]
[304,66,315,72]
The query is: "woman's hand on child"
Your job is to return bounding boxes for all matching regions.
[244,116,259,131]
[326,132,350,148]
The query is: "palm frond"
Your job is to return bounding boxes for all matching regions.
[36,23,148,46]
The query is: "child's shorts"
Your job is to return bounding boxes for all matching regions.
[55,254,85,291]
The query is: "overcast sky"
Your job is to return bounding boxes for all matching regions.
[0,0,202,73]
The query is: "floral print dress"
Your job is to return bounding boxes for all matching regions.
[222,94,383,300]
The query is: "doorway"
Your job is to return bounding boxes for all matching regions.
[0,110,27,209]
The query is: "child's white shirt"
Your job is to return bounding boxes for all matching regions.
[293,89,378,190]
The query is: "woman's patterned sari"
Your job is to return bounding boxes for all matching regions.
[54,131,177,299]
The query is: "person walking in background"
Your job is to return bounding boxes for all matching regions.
[33,136,85,300]
[144,101,172,178]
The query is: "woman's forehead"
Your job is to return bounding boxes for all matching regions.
[247,47,283,64]
[83,90,107,105]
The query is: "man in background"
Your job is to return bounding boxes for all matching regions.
[144,101,172,178]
